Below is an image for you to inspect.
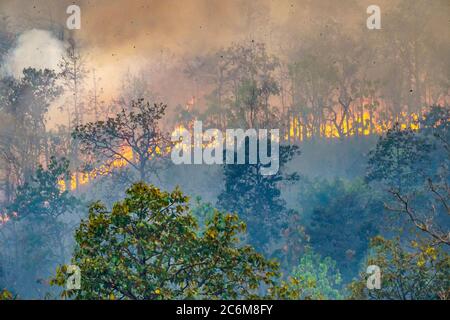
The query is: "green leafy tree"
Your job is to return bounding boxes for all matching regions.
[52,183,304,300]
[353,106,450,300]
[0,289,14,300]
[190,196,216,229]
[290,248,343,300]
[349,236,450,300]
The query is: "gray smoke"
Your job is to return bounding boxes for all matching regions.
[2,29,65,78]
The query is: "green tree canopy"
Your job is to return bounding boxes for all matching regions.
[52,182,304,300]
[349,236,450,300]
[290,248,343,300]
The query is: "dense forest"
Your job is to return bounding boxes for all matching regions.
[0,0,449,300]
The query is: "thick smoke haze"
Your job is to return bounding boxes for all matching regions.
[0,0,448,129]
[0,0,373,54]
[0,0,449,301]
[0,0,448,100]
[1,29,65,78]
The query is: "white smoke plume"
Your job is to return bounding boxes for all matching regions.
[2,29,65,78]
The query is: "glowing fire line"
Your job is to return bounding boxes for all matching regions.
[61,108,423,191]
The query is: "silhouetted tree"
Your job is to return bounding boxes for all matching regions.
[217,143,299,258]
[73,99,171,183]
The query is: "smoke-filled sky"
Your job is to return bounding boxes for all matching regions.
[1,0,447,78]
[0,0,449,126]
[0,0,396,74]
[0,0,370,51]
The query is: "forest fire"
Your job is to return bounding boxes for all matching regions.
[59,146,134,191]
[61,107,425,191]
[286,108,421,141]
[0,211,17,226]
[0,213,10,225]
[0,0,448,302]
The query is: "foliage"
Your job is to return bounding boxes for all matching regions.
[184,42,281,129]
[0,68,62,197]
[366,123,432,191]
[190,196,216,229]
[0,289,14,300]
[73,99,171,182]
[367,107,450,246]
[8,157,78,220]
[290,248,343,300]
[0,1,448,300]
[52,182,304,300]
[1,157,79,296]
[303,178,385,281]
[217,144,300,258]
[349,236,450,300]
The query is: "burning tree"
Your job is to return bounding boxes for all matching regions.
[184,42,281,130]
[72,99,172,183]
